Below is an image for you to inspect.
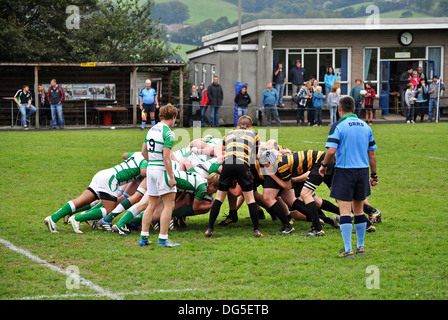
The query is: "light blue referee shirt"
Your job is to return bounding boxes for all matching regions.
[325,114,377,169]
[139,87,157,105]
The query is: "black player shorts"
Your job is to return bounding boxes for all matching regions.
[218,162,254,192]
[330,167,371,202]
[303,156,334,192]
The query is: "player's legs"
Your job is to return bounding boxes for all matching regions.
[158,191,179,246]
[139,195,160,245]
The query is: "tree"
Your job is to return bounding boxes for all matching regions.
[152,1,190,25]
[0,0,176,63]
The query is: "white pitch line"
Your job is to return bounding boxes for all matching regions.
[18,289,197,300]
[0,238,122,300]
[428,156,448,161]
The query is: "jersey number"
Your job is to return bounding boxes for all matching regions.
[148,139,155,153]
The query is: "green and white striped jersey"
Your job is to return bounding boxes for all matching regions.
[171,170,211,201]
[206,137,224,147]
[112,152,147,185]
[188,157,221,178]
[144,122,175,170]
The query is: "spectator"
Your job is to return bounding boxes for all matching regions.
[364,82,376,125]
[273,62,286,107]
[289,60,306,105]
[399,67,413,116]
[234,85,252,117]
[13,84,36,130]
[297,81,312,126]
[350,79,365,118]
[328,86,341,126]
[405,83,416,124]
[200,85,210,127]
[414,78,429,123]
[324,67,338,107]
[139,79,159,130]
[207,76,223,127]
[261,81,280,127]
[428,76,445,123]
[188,84,201,127]
[417,66,426,82]
[308,79,319,126]
[410,71,421,88]
[47,79,64,129]
[38,84,50,125]
[312,86,323,127]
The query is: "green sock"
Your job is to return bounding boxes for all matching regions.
[172,205,194,218]
[158,234,168,243]
[116,210,138,228]
[104,199,132,223]
[129,212,143,225]
[75,207,106,222]
[140,231,149,241]
[51,201,76,223]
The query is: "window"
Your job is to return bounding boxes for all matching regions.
[276,48,351,96]
[194,64,199,86]
[202,65,207,86]
[364,48,379,92]
[211,65,216,84]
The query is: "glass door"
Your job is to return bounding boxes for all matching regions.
[379,61,390,115]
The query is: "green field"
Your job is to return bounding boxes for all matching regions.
[1,123,447,301]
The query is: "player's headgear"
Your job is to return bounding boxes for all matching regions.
[259,150,278,165]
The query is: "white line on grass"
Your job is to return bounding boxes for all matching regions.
[0,238,122,300]
[428,156,448,161]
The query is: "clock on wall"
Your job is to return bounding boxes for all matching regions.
[399,31,413,46]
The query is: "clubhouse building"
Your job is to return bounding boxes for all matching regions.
[186,18,448,125]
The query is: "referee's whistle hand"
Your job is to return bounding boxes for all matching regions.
[318,166,326,177]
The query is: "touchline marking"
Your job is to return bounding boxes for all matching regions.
[0,238,122,300]
[18,289,198,300]
[428,156,448,161]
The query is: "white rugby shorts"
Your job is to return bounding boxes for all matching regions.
[146,169,177,196]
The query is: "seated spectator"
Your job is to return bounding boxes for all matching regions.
[13,84,36,130]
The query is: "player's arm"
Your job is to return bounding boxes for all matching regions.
[163,147,176,187]
[291,171,310,183]
[141,142,148,161]
[174,193,192,210]
[192,198,213,214]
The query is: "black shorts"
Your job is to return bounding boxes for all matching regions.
[303,156,334,192]
[218,162,253,192]
[142,103,156,113]
[263,175,285,191]
[330,167,371,202]
[365,104,374,111]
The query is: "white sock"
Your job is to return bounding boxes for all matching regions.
[68,201,76,213]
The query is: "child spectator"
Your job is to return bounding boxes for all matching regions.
[312,86,324,126]
[328,86,340,125]
[364,82,376,125]
[405,83,416,124]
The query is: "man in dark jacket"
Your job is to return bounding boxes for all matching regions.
[289,60,306,99]
[207,76,223,127]
[234,86,251,117]
[398,67,413,117]
[47,79,65,129]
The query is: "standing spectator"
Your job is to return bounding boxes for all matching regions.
[188,84,201,127]
[13,84,36,130]
[234,85,252,117]
[319,96,378,259]
[417,66,426,82]
[312,86,324,127]
[428,76,445,123]
[207,76,223,127]
[350,79,365,118]
[274,62,286,107]
[414,78,429,123]
[324,67,338,107]
[399,67,413,116]
[405,83,416,124]
[47,79,64,129]
[139,79,159,130]
[200,85,210,127]
[289,60,306,105]
[410,71,421,88]
[297,81,312,126]
[38,84,50,125]
[308,79,319,126]
[261,81,280,127]
[328,86,341,126]
[364,81,376,125]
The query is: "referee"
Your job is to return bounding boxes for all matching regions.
[139,79,159,130]
[319,96,378,259]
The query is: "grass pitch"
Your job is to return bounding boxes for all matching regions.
[0,123,447,300]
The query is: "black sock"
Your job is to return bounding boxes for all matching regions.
[305,202,322,231]
[363,204,375,215]
[208,199,222,229]
[248,202,259,230]
[321,199,340,215]
[228,209,238,219]
[268,202,289,227]
[318,209,334,226]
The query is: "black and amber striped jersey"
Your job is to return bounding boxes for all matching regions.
[223,128,259,166]
[276,150,325,181]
